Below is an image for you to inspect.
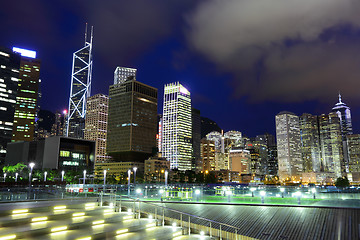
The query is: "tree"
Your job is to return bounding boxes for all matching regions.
[335,177,350,188]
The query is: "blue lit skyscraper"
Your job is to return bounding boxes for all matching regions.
[162,82,192,171]
[331,93,352,141]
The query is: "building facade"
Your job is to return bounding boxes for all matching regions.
[346,134,360,173]
[229,148,250,174]
[275,112,303,182]
[85,94,109,164]
[201,139,215,171]
[331,94,353,141]
[11,47,40,142]
[107,76,157,162]
[66,26,93,139]
[0,47,20,162]
[114,67,137,85]
[192,108,201,171]
[162,82,192,171]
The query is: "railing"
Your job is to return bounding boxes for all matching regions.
[114,195,255,240]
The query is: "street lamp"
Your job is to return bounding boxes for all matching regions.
[260,191,266,204]
[61,170,65,182]
[250,188,256,197]
[3,173,6,182]
[44,171,47,182]
[133,167,137,186]
[295,191,302,205]
[165,170,168,187]
[311,188,316,199]
[29,162,35,184]
[103,170,107,186]
[127,169,131,196]
[195,189,201,202]
[15,172,18,182]
[280,187,285,198]
[226,190,232,202]
[83,170,86,185]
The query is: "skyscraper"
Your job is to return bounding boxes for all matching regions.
[107,74,157,162]
[331,94,352,141]
[84,94,109,164]
[346,134,360,173]
[51,110,66,136]
[11,47,41,142]
[275,112,302,182]
[192,108,201,171]
[66,25,93,139]
[162,82,192,171]
[319,113,344,177]
[0,47,20,162]
[299,113,322,172]
[114,67,137,85]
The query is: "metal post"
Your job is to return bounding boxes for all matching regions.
[210,222,212,237]
[138,201,141,219]
[235,229,238,240]
[155,207,157,222]
[180,213,183,228]
[188,216,191,235]
[119,194,122,212]
[220,225,222,240]
[162,208,165,226]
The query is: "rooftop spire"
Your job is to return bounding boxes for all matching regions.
[338,92,342,104]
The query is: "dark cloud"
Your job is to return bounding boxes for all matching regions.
[186,0,360,103]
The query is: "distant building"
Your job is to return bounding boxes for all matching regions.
[107,75,157,162]
[255,133,276,175]
[299,113,322,172]
[201,139,215,171]
[11,47,41,142]
[229,148,250,174]
[66,26,93,139]
[85,94,109,164]
[162,82,192,171]
[5,136,95,170]
[200,117,221,139]
[319,113,344,177]
[346,134,360,173]
[0,46,20,161]
[95,162,143,179]
[275,112,302,182]
[114,67,137,85]
[144,154,170,182]
[192,108,201,171]
[331,94,353,141]
[51,110,66,136]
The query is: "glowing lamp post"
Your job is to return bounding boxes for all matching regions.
[165,170,168,187]
[295,191,302,205]
[311,188,316,199]
[29,162,35,184]
[280,188,285,198]
[83,170,86,185]
[44,171,47,182]
[260,191,266,204]
[15,172,18,182]
[61,170,65,182]
[226,190,232,202]
[133,167,137,186]
[195,189,201,202]
[3,173,6,182]
[127,169,131,196]
[250,188,256,197]
[103,170,107,186]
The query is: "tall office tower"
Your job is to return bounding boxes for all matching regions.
[157,114,162,153]
[114,67,137,85]
[346,134,360,173]
[256,133,277,175]
[85,94,109,164]
[107,76,157,162]
[162,82,192,171]
[66,25,93,139]
[319,113,344,177]
[267,146,278,176]
[11,47,41,142]
[229,148,250,174]
[224,131,242,148]
[0,47,20,162]
[331,94,352,141]
[192,108,201,171]
[51,110,66,136]
[275,112,303,182]
[201,139,215,171]
[299,113,322,172]
[201,117,221,139]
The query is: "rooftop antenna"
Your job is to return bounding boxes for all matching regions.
[84,23,88,46]
[338,91,342,103]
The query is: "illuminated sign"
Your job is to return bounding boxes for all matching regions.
[12,47,37,58]
[63,161,79,166]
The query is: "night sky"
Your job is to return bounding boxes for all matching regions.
[1,0,360,137]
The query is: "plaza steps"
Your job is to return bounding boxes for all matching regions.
[0,200,215,240]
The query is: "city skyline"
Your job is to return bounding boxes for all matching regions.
[1,1,360,137]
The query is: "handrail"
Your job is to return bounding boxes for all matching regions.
[118,195,242,234]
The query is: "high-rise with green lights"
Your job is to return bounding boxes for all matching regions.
[162,82,192,171]
[11,47,41,142]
